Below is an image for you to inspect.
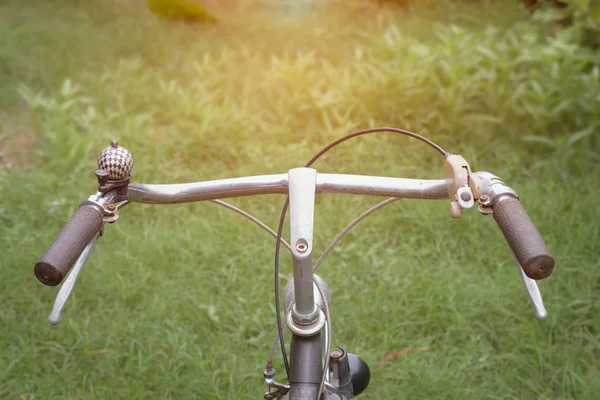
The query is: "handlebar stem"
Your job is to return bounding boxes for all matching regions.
[286,168,325,400]
[287,169,328,338]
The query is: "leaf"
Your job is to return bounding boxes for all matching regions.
[552,98,574,115]
[566,125,599,146]
[476,46,497,60]
[521,135,558,148]
[88,349,112,355]
[533,8,569,23]
[60,78,74,97]
[464,114,503,124]
[354,46,363,60]
[315,90,340,109]
[409,43,430,57]
[207,304,220,322]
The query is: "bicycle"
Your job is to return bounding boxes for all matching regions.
[34,127,555,399]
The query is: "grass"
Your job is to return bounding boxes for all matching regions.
[1,0,599,398]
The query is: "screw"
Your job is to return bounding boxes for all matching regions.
[295,239,308,253]
[105,203,116,212]
[296,243,307,252]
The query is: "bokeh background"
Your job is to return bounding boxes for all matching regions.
[1,0,599,398]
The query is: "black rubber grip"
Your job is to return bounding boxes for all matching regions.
[34,204,104,286]
[493,196,554,280]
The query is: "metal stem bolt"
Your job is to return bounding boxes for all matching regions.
[111,140,119,148]
[296,239,308,253]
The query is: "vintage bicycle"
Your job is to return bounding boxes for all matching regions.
[34,128,554,399]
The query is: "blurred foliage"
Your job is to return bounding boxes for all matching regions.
[361,20,600,162]
[373,0,599,49]
[528,0,600,48]
[146,0,218,22]
[5,0,598,173]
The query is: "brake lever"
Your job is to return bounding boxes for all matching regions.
[48,231,101,325]
[445,155,482,218]
[512,252,548,320]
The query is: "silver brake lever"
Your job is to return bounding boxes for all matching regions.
[48,232,101,325]
[512,252,548,320]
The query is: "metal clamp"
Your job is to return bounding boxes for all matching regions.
[103,200,130,223]
[264,367,289,399]
[96,171,131,195]
[81,194,129,224]
[286,308,326,337]
[474,171,518,215]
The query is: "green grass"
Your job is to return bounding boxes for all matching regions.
[1,0,599,399]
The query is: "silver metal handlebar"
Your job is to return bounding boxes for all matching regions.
[127,173,449,204]
[48,169,548,323]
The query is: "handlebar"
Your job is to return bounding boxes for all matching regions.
[493,196,554,280]
[126,173,449,204]
[34,171,555,286]
[34,203,104,286]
